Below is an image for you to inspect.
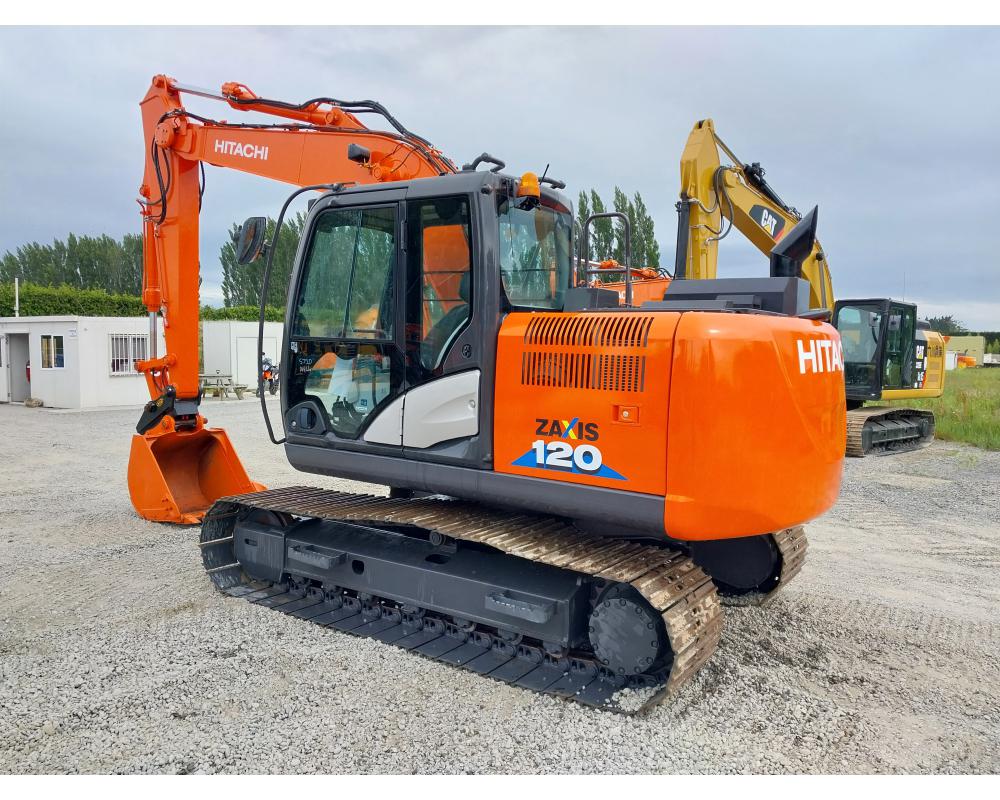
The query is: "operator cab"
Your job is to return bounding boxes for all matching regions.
[832,298,919,405]
[268,169,573,472]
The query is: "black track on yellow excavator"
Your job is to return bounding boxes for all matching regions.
[846,406,935,457]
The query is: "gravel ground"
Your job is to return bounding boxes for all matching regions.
[1,398,997,774]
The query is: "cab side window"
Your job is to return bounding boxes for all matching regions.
[405,197,472,373]
[293,206,396,340]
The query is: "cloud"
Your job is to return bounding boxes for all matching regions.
[1,26,997,327]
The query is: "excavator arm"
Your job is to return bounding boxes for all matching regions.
[675,118,835,312]
[129,74,454,523]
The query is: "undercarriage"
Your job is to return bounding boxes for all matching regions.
[846,406,935,457]
[200,487,808,714]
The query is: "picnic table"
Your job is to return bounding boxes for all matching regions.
[199,373,248,400]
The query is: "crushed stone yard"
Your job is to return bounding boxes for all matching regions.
[0,399,997,774]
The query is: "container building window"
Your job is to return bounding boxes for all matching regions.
[110,334,148,376]
[41,335,65,368]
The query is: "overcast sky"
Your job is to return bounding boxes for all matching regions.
[1,26,998,327]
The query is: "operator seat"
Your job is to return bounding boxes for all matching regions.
[421,271,470,371]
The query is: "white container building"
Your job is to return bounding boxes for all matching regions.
[201,320,284,387]
[0,316,165,409]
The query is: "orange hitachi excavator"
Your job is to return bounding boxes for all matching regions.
[131,75,845,712]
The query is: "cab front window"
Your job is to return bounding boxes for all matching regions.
[498,198,572,310]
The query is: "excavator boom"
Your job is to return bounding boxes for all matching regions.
[129,75,453,523]
[675,119,835,313]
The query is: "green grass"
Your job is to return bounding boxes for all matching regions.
[886,367,1000,450]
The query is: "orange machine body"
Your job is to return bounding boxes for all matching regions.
[494,310,845,541]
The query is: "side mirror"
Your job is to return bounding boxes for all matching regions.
[235,217,267,264]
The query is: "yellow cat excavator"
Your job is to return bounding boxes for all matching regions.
[668,119,945,456]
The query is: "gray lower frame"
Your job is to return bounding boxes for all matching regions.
[234,517,591,647]
[284,443,666,537]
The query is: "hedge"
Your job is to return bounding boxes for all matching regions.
[202,304,285,322]
[0,283,283,322]
[0,283,145,317]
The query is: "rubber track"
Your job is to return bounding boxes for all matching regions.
[201,486,724,713]
[846,406,935,457]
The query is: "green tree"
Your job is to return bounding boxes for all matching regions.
[219,223,249,306]
[575,188,660,273]
[220,213,306,308]
[574,191,591,285]
[575,190,590,233]
[926,315,967,335]
[588,190,614,263]
[612,186,635,265]
[632,192,660,268]
[1,233,143,294]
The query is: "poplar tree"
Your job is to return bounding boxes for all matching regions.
[588,190,614,263]
[632,192,660,268]
[220,213,306,307]
[1,233,143,295]
[574,188,660,271]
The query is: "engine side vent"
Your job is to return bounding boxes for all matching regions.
[521,351,646,393]
[524,315,653,348]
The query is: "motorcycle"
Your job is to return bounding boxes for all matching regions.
[259,359,279,396]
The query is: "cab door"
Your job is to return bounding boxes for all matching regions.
[399,194,481,461]
[882,303,917,390]
[284,197,407,451]
[833,300,888,401]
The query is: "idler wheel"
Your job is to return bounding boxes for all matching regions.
[689,535,781,596]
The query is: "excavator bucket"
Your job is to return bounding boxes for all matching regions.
[127,426,263,524]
